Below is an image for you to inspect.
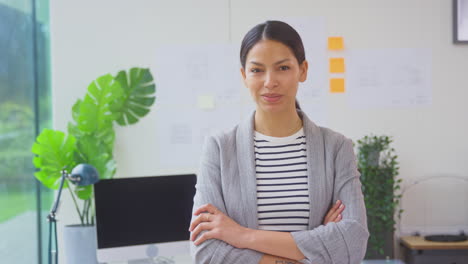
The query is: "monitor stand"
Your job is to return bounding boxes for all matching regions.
[128,256,175,264]
[127,244,176,264]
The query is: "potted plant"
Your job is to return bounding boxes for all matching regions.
[31,67,156,263]
[356,135,403,259]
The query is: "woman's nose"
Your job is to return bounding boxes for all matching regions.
[264,72,279,89]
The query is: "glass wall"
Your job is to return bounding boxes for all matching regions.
[0,0,51,263]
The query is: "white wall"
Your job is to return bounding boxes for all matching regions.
[50,0,468,262]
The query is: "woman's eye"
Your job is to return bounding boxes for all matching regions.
[279,66,290,71]
[250,68,262,73]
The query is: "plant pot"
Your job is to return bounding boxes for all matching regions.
[365,228,394,259]
[63,224,99,264]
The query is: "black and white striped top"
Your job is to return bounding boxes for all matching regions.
[254,128,310,232]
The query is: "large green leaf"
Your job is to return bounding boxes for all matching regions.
[75,135,115,179]
[69,74,121,166]
[114,68,156,125]
[71,99,82,124]
[68,122,115,157]
[77,74,123,133]
[31,129,77,189]
[94,126,116,155]
[72,135,115,200]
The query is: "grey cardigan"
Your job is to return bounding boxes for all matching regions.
[190,111,369,264]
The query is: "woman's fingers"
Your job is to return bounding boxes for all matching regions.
[324,200,341,222]
[330,204,345,222]
[190,204,220,233]
[193,203,218,216]
[190,222,212,242]
[325,200,341,219]
[190,204,245,247]
[193,230,214,246]
[189,212,212,232]
[323,200,345,224]
[335,213,342,221]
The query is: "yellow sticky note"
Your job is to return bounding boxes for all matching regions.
[197,95,215,110]
[330,78,345,93]
[328,37,344,50]
[329,58,345,73]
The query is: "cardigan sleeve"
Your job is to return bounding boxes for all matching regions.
[291,138,369,264]
[190,135,263,264]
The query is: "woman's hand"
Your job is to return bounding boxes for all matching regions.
[189,203,250,248]
[323,200,345,225]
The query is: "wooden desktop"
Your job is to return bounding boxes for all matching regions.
[400,236,468,264]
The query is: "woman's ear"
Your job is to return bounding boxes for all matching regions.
[240,67,247,87]
[299,60,308,82]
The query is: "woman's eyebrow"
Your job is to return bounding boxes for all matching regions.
[249,58,291,66]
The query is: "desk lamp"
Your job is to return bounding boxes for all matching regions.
[47,164,100,264]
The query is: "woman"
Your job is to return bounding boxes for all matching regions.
[189,20,369,264]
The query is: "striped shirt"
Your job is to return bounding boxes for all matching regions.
[254,128,310,232]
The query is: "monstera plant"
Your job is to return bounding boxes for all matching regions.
[32,67,156,225]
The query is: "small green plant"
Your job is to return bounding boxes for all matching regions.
[356,135,403,258]
[31,68,156,225]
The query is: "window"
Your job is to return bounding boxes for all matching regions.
[0,0,51,263]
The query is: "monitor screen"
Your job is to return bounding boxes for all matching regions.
[93,174,196,261]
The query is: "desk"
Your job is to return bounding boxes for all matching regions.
[400,236,468,264]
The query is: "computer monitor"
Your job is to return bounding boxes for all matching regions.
[94,174,196,263]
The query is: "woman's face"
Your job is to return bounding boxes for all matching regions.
[241,39,308,114]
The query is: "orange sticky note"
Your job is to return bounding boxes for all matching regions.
[329,58,345,73]
[330,78,345,93]
[328,37,344,50]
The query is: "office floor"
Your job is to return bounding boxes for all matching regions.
[1,211,37,263]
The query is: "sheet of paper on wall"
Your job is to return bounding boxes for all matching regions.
[347,48,432,108]
[154,103,241,170]
[153,104,198,169]
[270,16,329,126]
[153,44,242,107]
[151,44,244,169]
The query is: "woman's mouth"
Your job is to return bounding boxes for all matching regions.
[262,94,282,103]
